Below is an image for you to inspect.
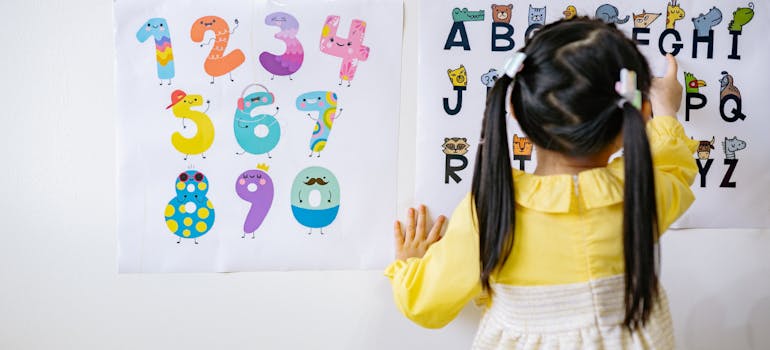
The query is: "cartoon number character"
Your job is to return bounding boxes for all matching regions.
[722,137,747,159]
[236,164,274,239]
[164,170,215,244]
[448,65,468,87]
[296,91,342,157]
[259,12,304,80]
[166,90,214,160]
[729,3,755,32]
[692,7,723,37]
[234,84,281,158]
[190,16,245,84]
[320,15,370,87]
[666,0,686,29]
[697,137,715,160]
[491,4,513,24]
[136,18,175,85]
[633,10,662,28]
[291,166,340,235]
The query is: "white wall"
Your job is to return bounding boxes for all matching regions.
[0,0,767,349]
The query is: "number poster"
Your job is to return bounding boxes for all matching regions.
[115,0,403,272]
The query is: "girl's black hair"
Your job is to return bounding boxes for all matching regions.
[471,17,658,331]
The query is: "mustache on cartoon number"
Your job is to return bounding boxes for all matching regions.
[303,177,328,185]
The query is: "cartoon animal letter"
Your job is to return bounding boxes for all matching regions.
[445,9,485,50]
[720,137,746,187]
[296,91,341,157]
[719,71,747,122]
[633,10,662,28]
[448,65,468,87]
[685,72,708,93]
[442,137,470,155]
[631,10,663,45]
[236,164,274,238]
[694,136,716,187]
[166,90,214,160]
[528,5,547,26]
[596,4,629,24]
[722,137,747,159]
[444,137,469,184]
[720,71,741,100]
[729,3,755,32]
[727,3,755,60]
[666,0,686,29]
[260,12,304,80]
[291,166,341,235]
[136,18,174,85]
[320,16,370,87]
[526,5,547,38]
[164,170,215,244]
[480,69,500,88]
[444,65,468,115]
[234,84,281,158]
[452,8,485,22]
[491,4,513,24]
[513,134,534,170]
[690,7,722,58]
[190,16,245,84]
[563,5,578,20]
[692,7,723,37]
[684,71,707,122]
[513,135,534,157]
[697,137,716,160]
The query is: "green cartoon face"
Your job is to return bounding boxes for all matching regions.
[729,4,755,31]
[290,166,340,210]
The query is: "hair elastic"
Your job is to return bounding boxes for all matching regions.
[502,53,527,78]
[615,68,642,110]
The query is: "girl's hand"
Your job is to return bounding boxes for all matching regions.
[649,53,682,118]
[394,205,446,261]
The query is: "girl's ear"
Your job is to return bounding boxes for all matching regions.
[641,100,653,122]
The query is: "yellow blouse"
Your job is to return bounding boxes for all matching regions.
[385,116,699,329]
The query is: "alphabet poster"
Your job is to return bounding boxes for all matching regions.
[416,0,769,228]
[115,0,403,272]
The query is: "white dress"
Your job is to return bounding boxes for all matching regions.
[472,275,675,349]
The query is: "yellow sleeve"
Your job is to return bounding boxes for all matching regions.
[383,194,482,329]
[646,115,700,233]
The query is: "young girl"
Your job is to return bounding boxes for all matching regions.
[386,18,698,349]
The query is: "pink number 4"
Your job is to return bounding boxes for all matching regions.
[319,16,370,87]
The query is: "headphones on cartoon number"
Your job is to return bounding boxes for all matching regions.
[237,84,274,112]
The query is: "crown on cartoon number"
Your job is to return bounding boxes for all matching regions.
[257,163,270,172]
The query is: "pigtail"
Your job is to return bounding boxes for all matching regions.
[620,102,659,330]
[472,74,515,292]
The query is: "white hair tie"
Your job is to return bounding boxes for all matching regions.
[503,53,527,78]
[615,68,642,110]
